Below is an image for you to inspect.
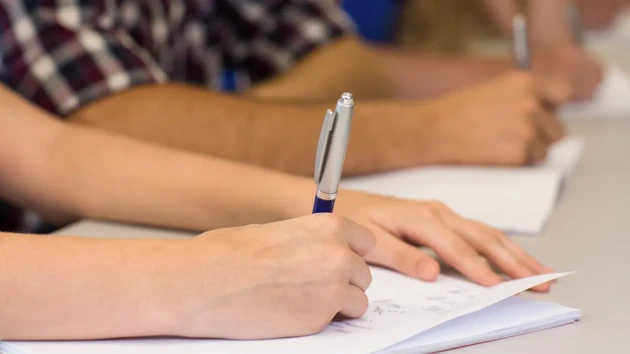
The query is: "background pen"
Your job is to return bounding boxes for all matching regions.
[312,93,354,214]
[513,13,531,71]
[513,13,557,112]
[567,1,585,45]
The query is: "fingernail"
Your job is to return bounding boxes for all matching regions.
[417,261,439,281]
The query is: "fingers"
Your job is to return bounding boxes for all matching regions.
[363,228,441,281]
[572,57,603,101]
[520,100,564,165]
[527,138,548,164]
[340,217,377,257]
[441,215,553,292]
[391,208,504,287]
[339,285,369,319]
[533,109,565,143]
[492,228,554,274]
[348,251,373,292]
[417,223,504,287]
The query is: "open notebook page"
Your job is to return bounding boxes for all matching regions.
[341,138,583,234]
[560,65,630,119]
[381,296,580,354]
[1,270,571,354]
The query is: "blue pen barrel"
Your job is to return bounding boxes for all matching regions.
[312,196,335,213]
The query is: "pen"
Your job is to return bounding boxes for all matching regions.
[312,92,354,214]
[512,13,531,71]
[567,1,584,44]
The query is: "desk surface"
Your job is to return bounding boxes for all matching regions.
[54,118,630,354]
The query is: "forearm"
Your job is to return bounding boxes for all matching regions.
[482,0,574,47]
[370,49,511,99]
[250,36,509,101]
[0,86,310,229]
[0,233,190,339]
[528,0,574,48]
[69,83,438,178]
[29,122,318,230]
[481,0,517,36]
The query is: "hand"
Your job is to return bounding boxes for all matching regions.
[576,0,627,29]
[170,214,375,339]
[335,191,554,291]
[533,44,603,101]
[417,71,566,166]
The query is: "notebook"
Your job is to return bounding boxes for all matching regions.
[0,269,578,354]
[560,65,630,119]
[340,137,584,234]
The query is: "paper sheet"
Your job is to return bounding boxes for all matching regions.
[560,65,630,119]
[340,138,583,234]
[381,296,580,354]
[1,270,571,354]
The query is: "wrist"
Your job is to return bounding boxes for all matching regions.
[345,102,444,174]
[144,237,216,337]
[104,238,199,337]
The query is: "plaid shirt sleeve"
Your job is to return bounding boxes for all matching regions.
[0,2,167,116]
[214,0,356,85]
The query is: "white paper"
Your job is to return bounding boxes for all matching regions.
[380,296,580,354]
[1,270,572,354]
[340,138,583,234]
[560,65,630,119]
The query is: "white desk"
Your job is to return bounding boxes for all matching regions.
[46,118,630,354]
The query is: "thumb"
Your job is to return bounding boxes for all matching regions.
[364,229,441,281]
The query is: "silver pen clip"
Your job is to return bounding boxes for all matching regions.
[314,109,338,184]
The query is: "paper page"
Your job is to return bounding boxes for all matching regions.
[560,65,630,119]
[535,137,584,177]
[2,270,571,354]
[381,296,581,354]
[343,167,559,233]
[340,138,583,234]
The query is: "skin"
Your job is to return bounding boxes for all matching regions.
[481,0,603,100]
[0,215,375,340]
[575,0,628,29]
[70,47,569,177]
[0,84,553,339]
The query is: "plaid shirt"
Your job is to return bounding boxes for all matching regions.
[0,0,353,116]
[0,0,352,232]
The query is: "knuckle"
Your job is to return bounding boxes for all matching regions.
[417,203,440,219]
[427,200,449,211]
[316,213,346,236]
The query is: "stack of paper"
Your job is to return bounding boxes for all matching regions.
[341,137,584,234]
[0,268,579,354]
[560,65,630,119]
[383,296,580,354]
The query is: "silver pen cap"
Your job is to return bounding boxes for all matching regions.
[313,93,354,195]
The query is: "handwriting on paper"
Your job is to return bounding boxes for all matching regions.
[321,299,419,335]
[420,287,482,314]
